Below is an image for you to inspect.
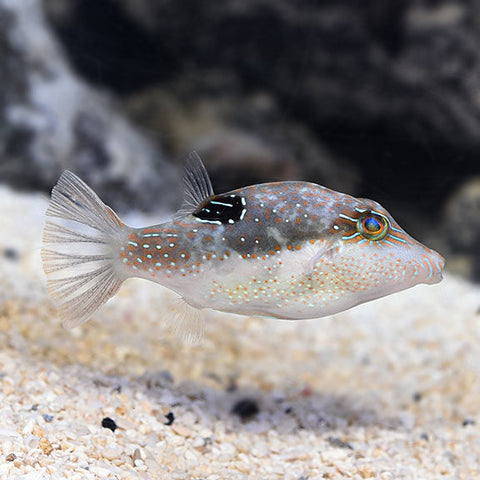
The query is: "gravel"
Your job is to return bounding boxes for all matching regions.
[0,183,479,479]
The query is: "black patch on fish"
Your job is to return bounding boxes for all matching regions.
[194,195,245,225]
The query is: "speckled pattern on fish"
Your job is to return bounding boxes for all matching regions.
[42,152,444,334]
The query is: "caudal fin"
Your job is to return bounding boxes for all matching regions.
[42,171,126,328]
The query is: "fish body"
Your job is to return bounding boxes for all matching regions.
[42,152,444,331]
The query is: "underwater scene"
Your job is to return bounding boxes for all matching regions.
[0,1,479,479]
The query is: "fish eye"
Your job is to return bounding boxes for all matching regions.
[357,213,389,240]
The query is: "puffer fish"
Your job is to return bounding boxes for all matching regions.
[42,152,444,340]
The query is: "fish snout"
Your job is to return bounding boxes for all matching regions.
[422,249,445,285]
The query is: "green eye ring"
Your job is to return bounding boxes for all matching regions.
[357,212,389,241]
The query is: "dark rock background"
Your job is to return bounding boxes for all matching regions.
[1,0,479,280]
[0,0,181,212]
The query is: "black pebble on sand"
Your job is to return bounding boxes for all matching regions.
[327,436,354,450]
[231,398,259,420]
[412,392,422,402]
[164,412,175,426]
[101,417,118,432]
[43,414,54,423]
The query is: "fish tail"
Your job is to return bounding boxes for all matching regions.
[42,171,127,328]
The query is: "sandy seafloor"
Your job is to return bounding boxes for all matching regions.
[0,184,479,480]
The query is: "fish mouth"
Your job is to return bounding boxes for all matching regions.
[421,250,445,285]
[426,270,443,285]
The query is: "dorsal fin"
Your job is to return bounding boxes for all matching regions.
[174,151,214,219]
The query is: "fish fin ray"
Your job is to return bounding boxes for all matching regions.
[163,294,205,344]
[42,170,126,328]
[305,241,336,275]
[173,151,214,219]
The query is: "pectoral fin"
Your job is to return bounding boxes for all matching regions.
[305,241,337,276]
